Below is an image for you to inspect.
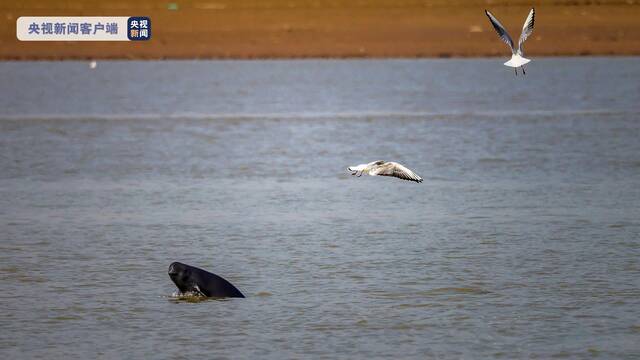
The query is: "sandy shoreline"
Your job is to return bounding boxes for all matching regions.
[1,0,639,60]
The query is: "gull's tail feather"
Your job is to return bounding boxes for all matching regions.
[504,54,530,68]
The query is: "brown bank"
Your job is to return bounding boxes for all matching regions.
[1,0,639,60]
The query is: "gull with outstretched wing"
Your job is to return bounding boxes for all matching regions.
[485,8,535,76]
[348,160,423,183]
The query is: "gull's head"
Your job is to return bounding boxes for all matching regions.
[348,164,365,175]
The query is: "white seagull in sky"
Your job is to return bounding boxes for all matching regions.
[485,8,535,76]
[348,160,423,183]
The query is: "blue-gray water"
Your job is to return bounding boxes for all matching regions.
[0,58,639,359]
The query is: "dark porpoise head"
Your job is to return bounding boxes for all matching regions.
[168,262,194,294]
[168,262,245,298]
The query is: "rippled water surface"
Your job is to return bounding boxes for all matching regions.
[1,59,639,359]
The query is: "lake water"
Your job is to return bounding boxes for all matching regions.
[0,58,639,359]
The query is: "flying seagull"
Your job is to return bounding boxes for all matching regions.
[485,8,535,76]
[348,160,423,183]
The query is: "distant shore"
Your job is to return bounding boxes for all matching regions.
[2,0,639,60]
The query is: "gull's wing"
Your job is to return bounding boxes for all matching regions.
[485,10,515,52]
[518,8,535,51]
[370,162,423,183]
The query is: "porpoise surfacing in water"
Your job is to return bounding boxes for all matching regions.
[168,262,245,298]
